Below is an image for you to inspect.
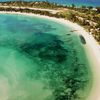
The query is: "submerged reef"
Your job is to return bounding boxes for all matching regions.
[20,34,67,63]
[0,14,91,100]
[18,33,90,100]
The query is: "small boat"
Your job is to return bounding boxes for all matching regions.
[79,35,86,44]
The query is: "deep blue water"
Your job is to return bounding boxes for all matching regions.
[0,0,100,7]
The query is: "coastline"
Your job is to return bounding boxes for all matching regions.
[0,11,100,100]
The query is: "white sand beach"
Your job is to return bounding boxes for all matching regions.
[0,11,100,100]
[0,6,59,14]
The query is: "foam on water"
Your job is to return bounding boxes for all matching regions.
[0,14,92,100]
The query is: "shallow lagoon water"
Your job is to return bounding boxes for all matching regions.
[0,14,92,100]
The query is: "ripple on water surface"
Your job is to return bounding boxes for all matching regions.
[0,14,92,100]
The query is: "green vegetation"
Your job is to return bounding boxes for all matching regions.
[0,1,100,43]
[64,6,100,43]
[0,1,65,9]
[0,2,94,100]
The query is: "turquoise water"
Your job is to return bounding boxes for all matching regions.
[0,14,92,100]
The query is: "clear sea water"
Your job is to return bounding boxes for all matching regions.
[0,0,100,7]
[0,14,92,100]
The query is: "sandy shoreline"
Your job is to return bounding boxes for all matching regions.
[0,11,100,100]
